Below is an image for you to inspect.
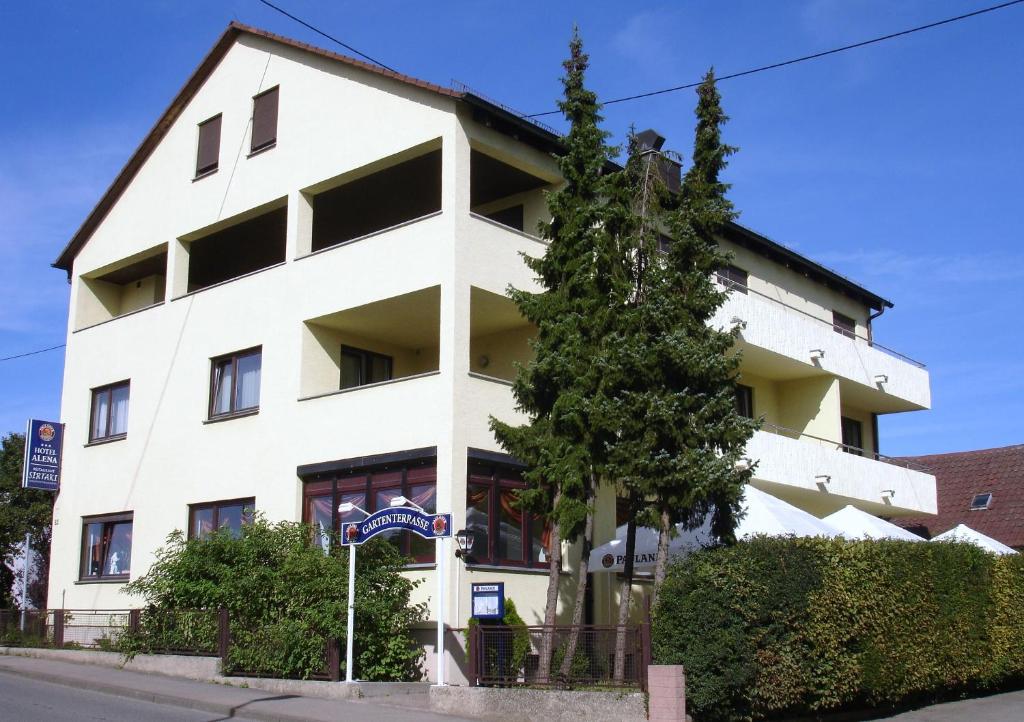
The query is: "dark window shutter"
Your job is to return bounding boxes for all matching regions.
[251,87,279,152]
[196,115,221,176]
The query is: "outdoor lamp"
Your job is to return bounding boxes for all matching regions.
[809,348,825,360]
[389,495,425,512]
[338,501,369,517]
[874,374,889,384]
[455,528,476,559]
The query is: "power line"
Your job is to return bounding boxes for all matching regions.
[255,0,400,74]
[1,344,66,362]
[527,0,1024,117]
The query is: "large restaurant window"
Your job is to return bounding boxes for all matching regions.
[89,380,130,442]
[189,498,255,539]
[467,462,548,568]
[80,513,133,581]
[209,347,262,418]
[303,463,436,563]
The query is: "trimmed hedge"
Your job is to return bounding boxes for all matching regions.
[652,536,1024,721]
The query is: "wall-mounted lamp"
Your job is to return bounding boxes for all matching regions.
[730,316,747,330]
[454,528,478,559]
[874,374,889,384]
[389,495,425,512]
[338,501,369,517]
[809,349,825,360]
[881,489,896,500]
[814,474,832,485]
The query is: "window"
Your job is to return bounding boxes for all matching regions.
[841,416,863,456]
[80,513,133,580]
[467,462,548,568]
[735,384,754,419]
[189,498,255,539]
[195,114,221,177]
[209,347,262,418]
[833,311,856,339]
[302,463,436,562]
[251,86,279,154]
[484,205,524,232]
[970,493,993,511]
[89,381,130,442]
[717,265,748,294]
[340,346,393,389]
[657,234,673,254]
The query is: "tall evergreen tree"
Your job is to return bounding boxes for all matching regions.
[489,28,619,680]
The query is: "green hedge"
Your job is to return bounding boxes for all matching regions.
[652,536,1024,721]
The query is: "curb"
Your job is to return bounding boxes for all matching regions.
[0,661,321,722]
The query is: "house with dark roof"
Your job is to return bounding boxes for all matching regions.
[893,445,1024,549]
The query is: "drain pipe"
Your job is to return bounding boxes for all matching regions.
[867,305,886,345]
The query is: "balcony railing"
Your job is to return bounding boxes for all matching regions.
[756,421,931,474]
[716,275,926,369]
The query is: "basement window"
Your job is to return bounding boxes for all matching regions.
[186,206,286,292]
[970,493,993,511]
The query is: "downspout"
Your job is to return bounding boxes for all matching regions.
[867,305,886,346]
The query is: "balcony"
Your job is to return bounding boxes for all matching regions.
[712,280,930,412]
[745,424,936,517]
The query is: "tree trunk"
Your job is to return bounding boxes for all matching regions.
[536,492,562,683]
[613,495,638,682]
[651,508,672,612]
[558,474,596,680]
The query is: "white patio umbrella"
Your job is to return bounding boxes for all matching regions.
[823,505,924,542]
[931,524,1018,555]
[589,485,839,573]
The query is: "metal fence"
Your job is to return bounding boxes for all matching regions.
[468,624,650,690]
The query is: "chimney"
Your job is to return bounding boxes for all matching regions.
[635,128,680,193]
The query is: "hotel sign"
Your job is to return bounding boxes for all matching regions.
[341,508,452,545]
[22,419,64,492]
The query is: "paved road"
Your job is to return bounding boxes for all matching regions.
[0,671,259,721]
[880,689,1024,721]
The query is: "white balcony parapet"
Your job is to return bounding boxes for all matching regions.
[746,425,937,516]
[712,280,931,409]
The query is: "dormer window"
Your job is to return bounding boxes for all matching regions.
[970,493,993,510]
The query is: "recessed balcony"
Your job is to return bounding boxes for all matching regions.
[744,424,936,517]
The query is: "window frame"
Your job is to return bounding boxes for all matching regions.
[832,311,857,339]
[188,497,256,539]
[88,380,130,443]
[195,113,222,178]
[301,463,437,564]
[250,86,279,154]
[467,462,548,569]
[970,493,993,511]
[735,384,754,419]
[79,512,133,582]
[717,265,749,294]
[208,346,262,420]
[841,416,864,456]
[340,345,394,390]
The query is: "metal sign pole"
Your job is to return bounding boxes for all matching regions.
[435,536,446,686]
[19,533,30,631]
[345,542,356,683]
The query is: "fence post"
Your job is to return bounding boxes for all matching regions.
[327,638,341,682]
[468,624,479,687]
[128,609,140,635]
[52,609,65,648]
[217,608,230,671]
[640,622,652,692]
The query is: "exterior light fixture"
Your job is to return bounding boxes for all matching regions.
[882,489,896,499]
[874,374,889,384]
[389,495,425,512]
[454,528,476,559]
[338,501,369,517]
[809,349,825,360]
[815,474,832,484]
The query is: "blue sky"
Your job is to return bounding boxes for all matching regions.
[1,1,1021,456]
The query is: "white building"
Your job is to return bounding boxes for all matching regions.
[48,23,934,682]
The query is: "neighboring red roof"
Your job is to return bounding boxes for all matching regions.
[892,444,1024,549]
[52,21,465,274]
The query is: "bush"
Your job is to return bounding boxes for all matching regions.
[122,517,427,680]
[652,536,1024,721]
[465,597,531,683]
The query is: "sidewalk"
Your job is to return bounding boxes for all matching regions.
[0,654,473,722]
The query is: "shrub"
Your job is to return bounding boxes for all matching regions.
[465,597,531,683]
[122,517,427,680]
[652,536,1024,721]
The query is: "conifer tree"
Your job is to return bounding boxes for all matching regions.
[489,28,618,681]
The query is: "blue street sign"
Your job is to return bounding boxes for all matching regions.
[341,508,452,545]
[471,583,505,619]
[22,419,64,492]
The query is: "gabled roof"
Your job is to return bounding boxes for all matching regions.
[52,21,893,314]
[892,444,1024,548]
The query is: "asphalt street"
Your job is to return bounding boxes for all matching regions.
[0,670,259,722]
